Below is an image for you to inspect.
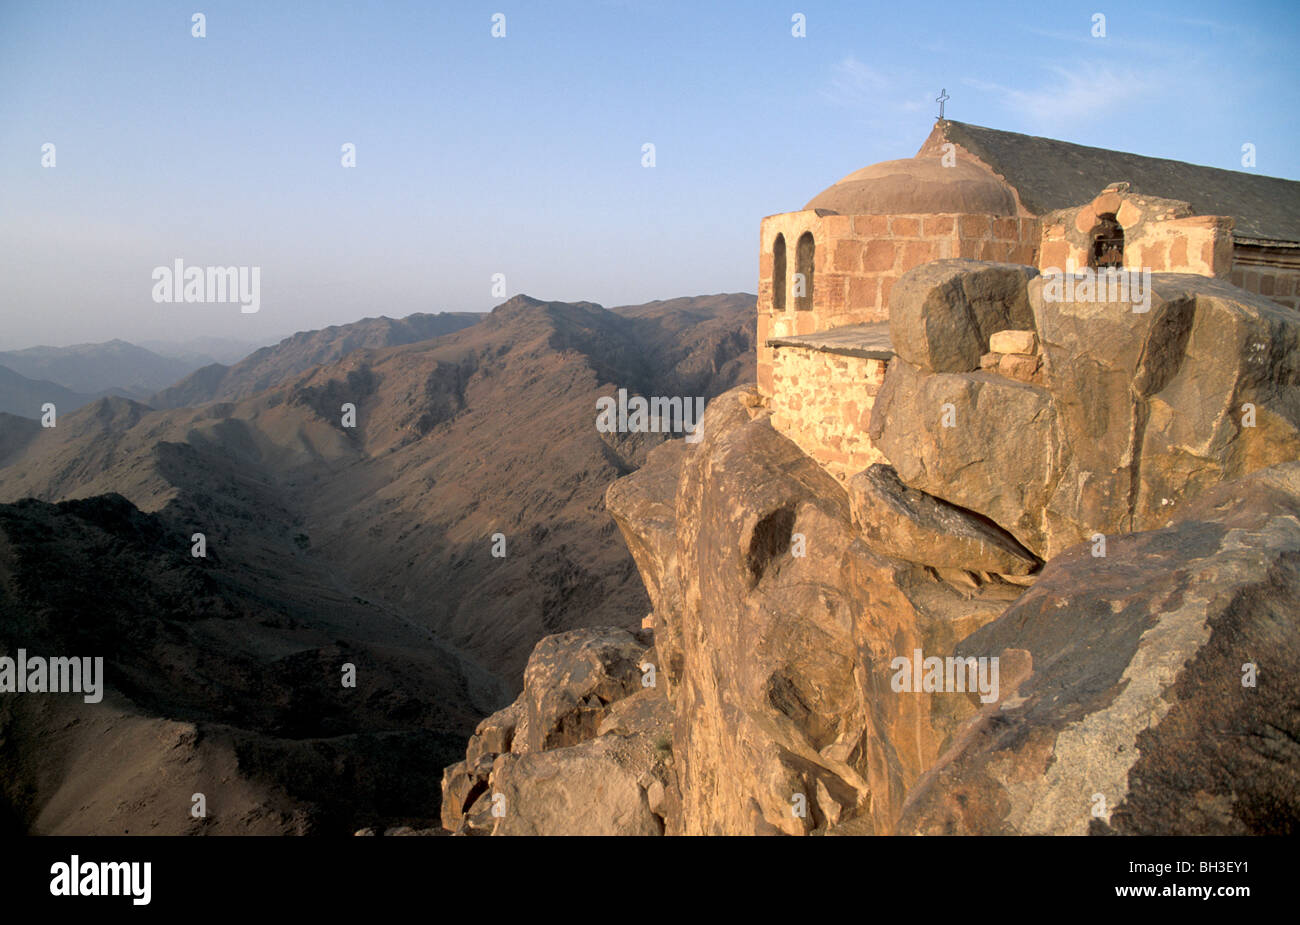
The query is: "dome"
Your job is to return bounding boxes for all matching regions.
[804,156,1018,216]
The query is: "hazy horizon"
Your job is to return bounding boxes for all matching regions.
[3,0,1298,349]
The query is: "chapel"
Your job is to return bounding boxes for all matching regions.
[759,119,1300,479]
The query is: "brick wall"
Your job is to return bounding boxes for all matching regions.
[1230,262,1300,311]
[757,208,1039,396]
[768,345,889,481]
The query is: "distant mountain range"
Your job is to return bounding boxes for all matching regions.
[137,334,273,366]
[0,365,98,419]
[0,339,204,399]
[0,292,755,833]
[0,314,483,418]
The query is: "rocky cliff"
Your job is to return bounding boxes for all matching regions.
[442,261,1300,835]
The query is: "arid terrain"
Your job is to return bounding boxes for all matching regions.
[0,293,755,834]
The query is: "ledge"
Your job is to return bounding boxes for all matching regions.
[767,322,895,360]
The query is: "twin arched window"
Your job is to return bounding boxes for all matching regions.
[772,231,815,312]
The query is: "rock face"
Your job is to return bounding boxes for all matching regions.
[606,389,1019,834]
[847,464,1040,575]
[872,268,1300,558]
[442,265,1300,837]
[440,625,672,836]
[1035,273,1300,557]
[898,464,1300,835]
[887,260,1038,374]
[607,390,1298,836]
[870,359,1056,551]
[514,628,647,753]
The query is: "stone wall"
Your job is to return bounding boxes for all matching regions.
[1038,187,1235,277]
[767,345,888,481]
[757,209,1039,395]
[1231,243,1300,311]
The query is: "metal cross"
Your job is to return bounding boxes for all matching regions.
[936,88,949,120]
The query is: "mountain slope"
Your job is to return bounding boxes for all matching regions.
[0,294,754,679]
[0,492,501,834]
[0,293,755,832]
[0,364,98,419]
[150,311,483,409]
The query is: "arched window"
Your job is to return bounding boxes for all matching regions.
[795,231,815,311]
[773,234,787,313]
[1088,214,1124,270]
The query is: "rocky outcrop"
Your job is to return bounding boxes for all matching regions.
[440,625,670,835]
[898,463,1300,835]
[514,628,648,753]
[442,265,1300,837]
[887,260,1038,373]
[610,387,1298,835]
[872,269,1300,558]
[847,464,1040,575]
[606,389,1020,834]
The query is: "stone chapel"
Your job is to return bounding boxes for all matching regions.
[758,119,1300,479]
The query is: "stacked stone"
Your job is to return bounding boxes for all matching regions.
[980,329,1043,384]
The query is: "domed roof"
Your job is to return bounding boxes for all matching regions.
[804,156,1018,216]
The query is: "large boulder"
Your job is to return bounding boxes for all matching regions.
[888,260,1038,373]
[897,463,1300,835]
[440,625,653,832]
[869,358,1058,552]
[847,464,1040,575]
[872,266,1300,559]
[514,627,649,753]
[1033,273,1300,553]
[483,733,671,836]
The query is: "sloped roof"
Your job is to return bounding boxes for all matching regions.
[932,121,1300,244]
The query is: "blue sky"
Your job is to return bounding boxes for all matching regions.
[1,0,1297,348]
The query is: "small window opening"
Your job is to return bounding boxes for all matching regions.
[773,234,787,312]
[795,232,815,311]
[1089,214,1124,270]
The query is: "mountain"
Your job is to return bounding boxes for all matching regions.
[149,312,484,409]
[439,266,1300,836]
[137,335,272,366]
[2,295,754,678]
[0,293,755,833]
[0,364,98,419]
[0,492,501,835]
[0,339,203,398]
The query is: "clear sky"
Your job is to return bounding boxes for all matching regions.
[2,0,1298,349]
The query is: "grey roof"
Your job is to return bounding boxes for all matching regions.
[767,322,894,360]
[937,121,1300,244]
